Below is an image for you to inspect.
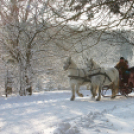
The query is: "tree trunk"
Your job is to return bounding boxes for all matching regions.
[5,70,13,97]
[19,45,32,96]
[25,43,32,95]
[19,59,26,96]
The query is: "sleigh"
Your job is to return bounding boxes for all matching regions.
[101,67,134,97]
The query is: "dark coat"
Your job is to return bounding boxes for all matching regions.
[115,62,128,74]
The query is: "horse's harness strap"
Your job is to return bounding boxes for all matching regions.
[68,68,112,83]
[68,68,88,78]
[88,72,112,82]
[102,74,107,84]
[69,68,101,73]
[68,75,91,82]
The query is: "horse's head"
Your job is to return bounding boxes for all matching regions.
[63,57,71,70]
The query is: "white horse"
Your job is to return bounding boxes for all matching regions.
[63,57,91,101]
[85,58,119,101]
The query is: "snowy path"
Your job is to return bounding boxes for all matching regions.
[0,90,134,134]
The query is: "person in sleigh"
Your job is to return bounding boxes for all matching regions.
[115,57,128,83]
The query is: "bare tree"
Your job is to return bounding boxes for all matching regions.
[48,0,134,30]
[0,0,133,96]
[0,0,62,95]
[47,0,134,59]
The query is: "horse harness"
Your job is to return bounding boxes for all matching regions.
[67,60,112,84]
[68,68,112,84]
[68,68,91,82]
[88,72,112,84]
[87,63,112,84]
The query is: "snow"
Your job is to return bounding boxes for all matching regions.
[0,90,134,134]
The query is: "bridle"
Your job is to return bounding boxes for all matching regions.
[88,61,101,73]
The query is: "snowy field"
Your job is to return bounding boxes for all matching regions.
[0,90,134,134]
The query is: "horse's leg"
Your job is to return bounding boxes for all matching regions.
[96,85,101,101]
[76,84,83,97]
[111,82,119,99]
[70,84,75,101]
[90,84,96,99]
[115,80,119,95]
[111,83,115,99]
[111,89,116,99]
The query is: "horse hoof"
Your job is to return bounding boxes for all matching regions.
[70,98,74,101]
[70,97,75,101]
[96,98,100,101]
[80,94,83,97]
[111,96,116,99]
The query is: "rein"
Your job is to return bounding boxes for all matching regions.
[68,75,91,82]
[68,68,101,72]
[68,71,111,82]
[68,68,112,83]
[88,72,112,82]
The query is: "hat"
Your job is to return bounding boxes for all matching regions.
[120,57,124,60]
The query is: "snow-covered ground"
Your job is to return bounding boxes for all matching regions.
[0,90,134,134]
